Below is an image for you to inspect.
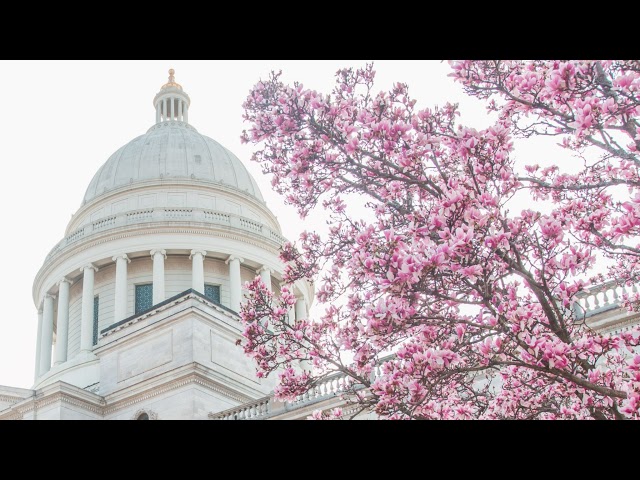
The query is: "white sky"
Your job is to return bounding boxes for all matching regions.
[0,60,564,388]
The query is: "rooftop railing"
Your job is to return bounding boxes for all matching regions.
[46,207,287,261]
[573,279,638,318]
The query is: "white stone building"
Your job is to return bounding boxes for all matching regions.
[0,70,317,420]
[0,70,637,420]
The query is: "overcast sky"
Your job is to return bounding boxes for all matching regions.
[0,60,565,388]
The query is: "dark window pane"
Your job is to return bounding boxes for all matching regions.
[135,284,153,314]
[93,296,99,346]
[204,284,221,304]
[137,413,150,420]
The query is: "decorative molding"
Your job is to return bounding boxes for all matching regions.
[0,394,26,405]
[0,389,105,420]
[111,253,131,263]
[80,263,98,273]
[103,369,254,415]
[37,224,280,286]
[189,249,207,259]
[34,224,285,306]
[225,255,245,265]
[132,408,158,420]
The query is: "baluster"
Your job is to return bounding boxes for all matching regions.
[593,292,600,310]
[583,296,591,312]
[602,288,610,305]
[612,286,620,303]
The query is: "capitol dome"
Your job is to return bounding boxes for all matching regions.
[83,123,264,204]
[28,69,313,400]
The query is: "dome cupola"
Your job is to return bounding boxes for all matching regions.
[153,69,190,123]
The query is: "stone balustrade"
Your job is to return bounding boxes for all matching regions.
[46,207,287,261]
[211,396,271,420]
[573,280,638,318]
[210,356,391,420]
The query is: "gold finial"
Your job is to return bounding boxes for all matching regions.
[161,68,182,90]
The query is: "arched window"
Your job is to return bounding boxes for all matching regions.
[137,412,150,420]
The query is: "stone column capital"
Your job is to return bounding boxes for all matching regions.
[150,249,167,259]
[112,253,130,263]
[80,263,98,273]
[57,277,72,287]
[225,254,244,265]
[190,249,207,260]
[44,293,56,301]
[256,265,271,275]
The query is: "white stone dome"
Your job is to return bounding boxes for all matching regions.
[83,122,264,204]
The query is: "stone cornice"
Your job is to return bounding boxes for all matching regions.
[0,394,26,405]
[0,365,259,420]
[33,222,284,306]
[0,382,105,420]
[102,364,256,416]
[100,289,240,340]
[72,179,279,233]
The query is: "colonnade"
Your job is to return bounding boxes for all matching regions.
[33,250,305,380]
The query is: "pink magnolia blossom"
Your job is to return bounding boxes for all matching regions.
[239,61,640,420]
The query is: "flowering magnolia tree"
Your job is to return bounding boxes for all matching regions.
[239,61,640,419]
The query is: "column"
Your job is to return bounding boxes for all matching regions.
[226,255,244,312]
[162,97,167,121]
[80,264,98,354]
[190,249,207,294]
[178,99,183,121]
[151,249,166,304]
[156,102,160,123]
[39,294,55,375]
[113,254,130,322]
[257,266,272,291]
[170,96,175,120]
[34,306,43,380]
[184,102,188,123]
[54,278,71,365]
[295,297,307,321]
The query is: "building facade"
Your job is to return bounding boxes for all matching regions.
[0,70,315,419]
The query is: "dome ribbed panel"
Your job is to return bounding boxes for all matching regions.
[82,124,264,203]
